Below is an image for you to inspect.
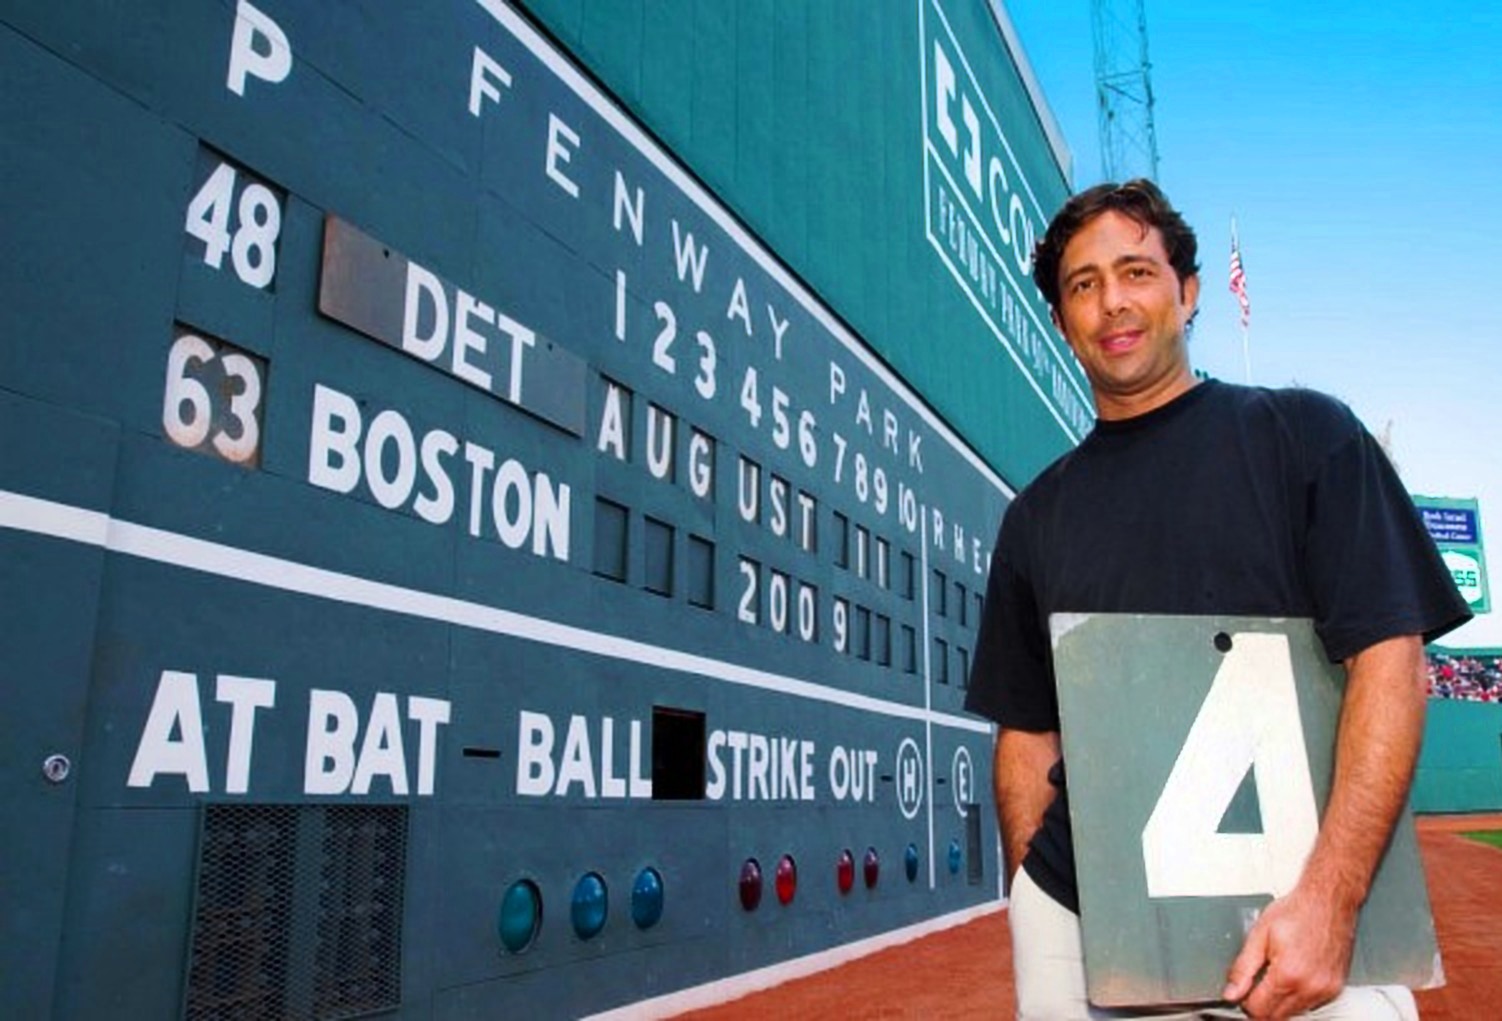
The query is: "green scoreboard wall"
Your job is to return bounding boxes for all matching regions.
[1,2,1047,1015]
[520,0,1084,488]
[1414,699,1502,814]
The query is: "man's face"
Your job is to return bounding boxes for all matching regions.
[1052,210,1201,420]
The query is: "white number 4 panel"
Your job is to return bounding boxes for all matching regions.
[1142,633,1320,899]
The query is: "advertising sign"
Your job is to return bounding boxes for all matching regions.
[1415,496,1490,613]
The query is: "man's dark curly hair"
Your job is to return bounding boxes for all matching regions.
[1032,179,1200,312]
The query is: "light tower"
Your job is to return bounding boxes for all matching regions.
[1091,0,1160,182]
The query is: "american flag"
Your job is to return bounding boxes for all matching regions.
[1229,224,1251,329]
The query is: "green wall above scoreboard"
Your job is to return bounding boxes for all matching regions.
[518,0,1087,491]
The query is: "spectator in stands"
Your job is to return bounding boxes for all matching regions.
[1427,652,1502,702]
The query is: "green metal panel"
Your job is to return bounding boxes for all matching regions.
[1414,699,1502,813]
[1052,614,1440,1007]
[521,0,1085,489]
[0,393,119,1018]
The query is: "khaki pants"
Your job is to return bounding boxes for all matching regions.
[1007,868,1418,1021]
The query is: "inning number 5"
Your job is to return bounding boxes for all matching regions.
[1141,633,1320,899]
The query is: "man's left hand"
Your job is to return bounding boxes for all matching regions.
[1221,881,1359,1020]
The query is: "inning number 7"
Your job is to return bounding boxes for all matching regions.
[1142,633,1320,899]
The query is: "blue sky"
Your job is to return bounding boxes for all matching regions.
[1006,1,1502,646]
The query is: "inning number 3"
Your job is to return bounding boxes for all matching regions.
[1141,633,1320,899]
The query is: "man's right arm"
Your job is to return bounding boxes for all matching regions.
[994,727,1061,883]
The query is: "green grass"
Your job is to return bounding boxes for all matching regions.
[1461,829,1502,850]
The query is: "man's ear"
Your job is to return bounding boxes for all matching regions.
[1181,273,1201,317]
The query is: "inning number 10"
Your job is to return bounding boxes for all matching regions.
[1141,633,1320,899]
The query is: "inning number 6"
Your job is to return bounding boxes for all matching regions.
[1141,633,1320,899]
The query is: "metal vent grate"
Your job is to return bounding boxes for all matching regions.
[312,806,406,1017]
[184,804,408,1020]
[184,804,297,1019]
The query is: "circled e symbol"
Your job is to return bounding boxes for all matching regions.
[952,746,974,817]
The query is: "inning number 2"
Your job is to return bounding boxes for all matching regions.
[1141,633,1320,899]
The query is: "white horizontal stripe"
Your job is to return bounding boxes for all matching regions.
[1,489,991,735]
[1,488,111,546]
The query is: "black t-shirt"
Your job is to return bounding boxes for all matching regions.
[964,380,1471,913]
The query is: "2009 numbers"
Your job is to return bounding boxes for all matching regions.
[738,558,818,643]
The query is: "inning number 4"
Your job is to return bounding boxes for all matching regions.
[1142,633,1320,899]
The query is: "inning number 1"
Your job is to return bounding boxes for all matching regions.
[1141,632,1320,899]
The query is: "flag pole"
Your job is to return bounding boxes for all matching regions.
[1241,317,1252,385]
[1230,216,1252,384]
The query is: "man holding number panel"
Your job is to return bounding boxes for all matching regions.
[965,180,1470,1019]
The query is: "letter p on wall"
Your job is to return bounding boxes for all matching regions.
[228,0,292,96]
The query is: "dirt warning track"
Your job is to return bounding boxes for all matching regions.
[673,815,1502,1020]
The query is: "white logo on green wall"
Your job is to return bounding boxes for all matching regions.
[1441,549,1485,606]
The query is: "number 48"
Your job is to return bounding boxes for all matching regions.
[185,161,282,289]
